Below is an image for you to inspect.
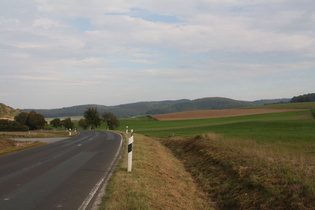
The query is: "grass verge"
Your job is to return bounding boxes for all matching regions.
[0,130,78,138]
[100,133,212,209]
[0,136,45,156]
[0,131,75,156]
[162,134,315,209]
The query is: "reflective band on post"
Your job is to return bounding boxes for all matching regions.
[127,135,134,172]
[128,143,132,153]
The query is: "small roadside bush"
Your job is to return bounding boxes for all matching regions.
[0,119,29,131]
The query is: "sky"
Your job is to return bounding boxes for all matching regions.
[1,0,314,109]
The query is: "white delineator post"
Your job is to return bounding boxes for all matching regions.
[126,126,128,134]
[127,129,134,172]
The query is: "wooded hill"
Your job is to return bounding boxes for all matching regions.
[290,93,315,103]
[21,97,290,118]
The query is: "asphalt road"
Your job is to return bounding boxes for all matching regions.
[0,130,124,210]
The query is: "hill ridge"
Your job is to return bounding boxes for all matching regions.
[20,97,290,118]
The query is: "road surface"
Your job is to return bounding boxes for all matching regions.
[0,130,123,210]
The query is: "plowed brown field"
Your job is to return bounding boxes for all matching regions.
[152,109,307,121]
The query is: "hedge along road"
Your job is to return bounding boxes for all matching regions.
[0,130,123,210]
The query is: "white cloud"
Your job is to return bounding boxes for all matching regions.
[0,0,314,108]
[19,75,60,81]
[33,18,61,28]
[128,59,156,64]
[57,57,106,68]
[0,18,21,31]
[36,0,135,17]
[0,74,60,82]
[83,11,315,55]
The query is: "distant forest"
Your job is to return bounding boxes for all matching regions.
[21,97,291,118]
[3,94,315,119]
[290,93,315,103]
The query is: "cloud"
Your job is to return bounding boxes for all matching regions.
[0,0,314,108]
[128,59,156,64]
[0,74,60,81]
[33,18,61,29]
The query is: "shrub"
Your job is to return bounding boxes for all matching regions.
[0,119,29,131]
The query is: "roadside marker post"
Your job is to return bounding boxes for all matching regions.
[126,126,128,134]
[127,129,134,172]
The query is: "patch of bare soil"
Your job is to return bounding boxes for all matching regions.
[152,109,307,120]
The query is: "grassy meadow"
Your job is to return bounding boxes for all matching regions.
[105,105,315,209]
[117,110,314,139]
[100,133,212,210]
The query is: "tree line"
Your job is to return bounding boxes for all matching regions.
[290,93,315,103]
[50,107,119,130]
[79,107,119,130]
[0,107,119,131]
[0,111,46,131]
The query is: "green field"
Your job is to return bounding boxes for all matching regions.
[54,102,315,136]
[105,104,315,209]
[117,110,315,141]
[116,109,315,162]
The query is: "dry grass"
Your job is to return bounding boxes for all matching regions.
[202,133,315,187]
[0,117,14,121]
[0,136,15,148]
[0,136,45,156]
[101,133,212,209]
[0,130,76,138]
[0,131,69,155]
[163,134,315,209]
[153,109,307,120]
